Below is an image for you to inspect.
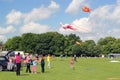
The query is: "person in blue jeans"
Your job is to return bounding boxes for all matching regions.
[40,55,45,73]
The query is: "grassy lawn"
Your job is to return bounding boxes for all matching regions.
[0,57,120,80]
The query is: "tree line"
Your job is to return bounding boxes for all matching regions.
[2,32,120,57]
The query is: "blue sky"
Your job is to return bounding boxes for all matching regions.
[0,0,120,42]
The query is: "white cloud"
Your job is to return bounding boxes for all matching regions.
[86,2,120,41]
[65,0,86,15]
[0,26,16,34]
[0,26,15,42]
[0,35,7,43]
[108,29,120,38]
[89,4,120,38]
[6,1,60,24]
[20,22,51,34]
[48,1,60,10]
[6,10,22,25]
[72,18,92,32]
[24,1,60,23]
[117,0,120,5]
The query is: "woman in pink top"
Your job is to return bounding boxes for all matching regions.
[15,52,21,76]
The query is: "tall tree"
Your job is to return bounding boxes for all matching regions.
[5,36,22,50]
[97,36,116,54]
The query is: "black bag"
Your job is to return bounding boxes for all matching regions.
[30,60,33,65]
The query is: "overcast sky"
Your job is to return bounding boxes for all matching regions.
[0,0,120,42]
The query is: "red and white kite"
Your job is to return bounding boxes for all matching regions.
[60,22,91,32]
[60,23,77,30]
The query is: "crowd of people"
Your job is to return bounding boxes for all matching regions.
[13,52,76,76]
[14,53,52,76]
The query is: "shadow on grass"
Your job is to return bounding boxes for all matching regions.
[36,71,50,74]
[37,72,41,74]
[45,71,50,73]
[36,70,51,74]
[20,74,30,76]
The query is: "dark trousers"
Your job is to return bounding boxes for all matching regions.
[16,63,21,76]
[26,63,31,73]
[41,63,45,73]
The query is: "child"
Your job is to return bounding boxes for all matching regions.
[70,58,74,69]
[7,57,14,71]
[47,54,51,68]
[32,57,37,74]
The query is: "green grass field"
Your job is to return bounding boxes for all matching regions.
[0,57,120,80]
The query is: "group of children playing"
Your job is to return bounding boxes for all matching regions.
[27,54,51,74]
[30,54,75,74]
[30,54,76,74]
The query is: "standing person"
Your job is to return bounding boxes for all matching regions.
[73,54,77,62]
[40,55,45,73]
[32,57,37,74]
[60,54,63,59]
[47,54,51,68]
[25,53,31,73]
[7,57,14,71]
[70,58,74,69]
[15,52,21,76]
